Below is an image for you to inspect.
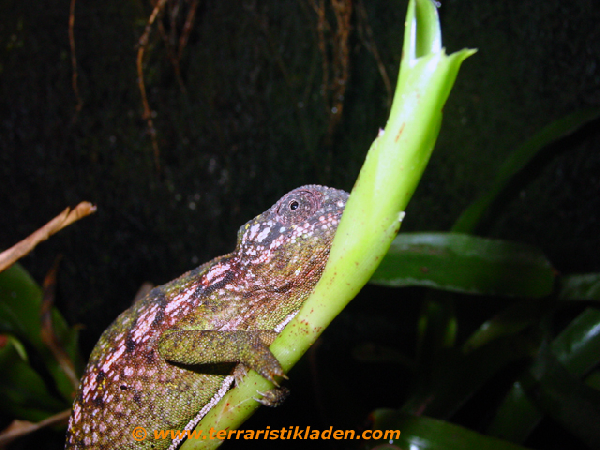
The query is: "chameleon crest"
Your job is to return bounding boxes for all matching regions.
[65,185,348,449]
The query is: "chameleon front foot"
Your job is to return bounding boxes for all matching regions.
[254,387,290,407]
[159,329,286,384]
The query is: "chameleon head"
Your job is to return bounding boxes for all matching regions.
[236,185,349,280]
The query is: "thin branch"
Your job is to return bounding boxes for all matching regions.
[356,0,392,107]
[156,2,185,92]
[136,0,169,174]
[308,0,352,143]
[69,0,83,123]
[40,256,79,388]
[0,202,96,272]
[0,410,71,447]
[178,0,198,62]
[328,0,352,135]
[309,0,331,115]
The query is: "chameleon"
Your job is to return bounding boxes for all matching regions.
[65,184,349,449]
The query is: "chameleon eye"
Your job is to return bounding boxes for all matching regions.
[276,189,320,225]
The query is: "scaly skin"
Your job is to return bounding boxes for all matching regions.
[65,185,348,449]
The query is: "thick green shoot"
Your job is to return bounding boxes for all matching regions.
[182,0,475,447]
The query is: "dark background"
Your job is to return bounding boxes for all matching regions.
[1,0,599,448]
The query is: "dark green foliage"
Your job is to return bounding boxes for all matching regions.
[368,111,600,449]
[0,264,79,420]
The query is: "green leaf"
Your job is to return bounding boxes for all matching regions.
[370,232,555,298]
[0,335,67,420]
[0,263,43,337]
[551,307,600,376]
[559,273,600,301]
[405,0,441,59]
[0,263,80,404]
[453,108,600,233]
[410,290,459,410]
[585,370,600,390]
[371,410,531,450]
[464,300,547,352]
[403,335,533,419]
[487,307,600,443]
[522,342,600,449]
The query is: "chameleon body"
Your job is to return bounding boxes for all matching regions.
[65,185,348,449]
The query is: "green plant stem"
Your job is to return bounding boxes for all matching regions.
[182,1,474,447]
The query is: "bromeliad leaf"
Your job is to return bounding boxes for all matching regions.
[370,232,555,298]
[0,263,80,403]
[452,108,600,234]
[371,409,532,450]
[487,308,600,443]
[558,273,600,301]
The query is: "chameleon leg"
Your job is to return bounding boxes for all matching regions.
[158,330,283,384]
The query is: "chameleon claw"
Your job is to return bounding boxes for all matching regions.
[267,373,288,387]
[254,387,290,407]
[264,374,281,388]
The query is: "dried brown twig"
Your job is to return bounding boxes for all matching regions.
[137,0,169,174]
[136,0,199,174]
[0,410,71,447]
[356,0,392,107]
[40,256,79,388]
[308,0,353,140]
[69,0,83,123]
[0,202,96,272]
[156,0,198,92]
